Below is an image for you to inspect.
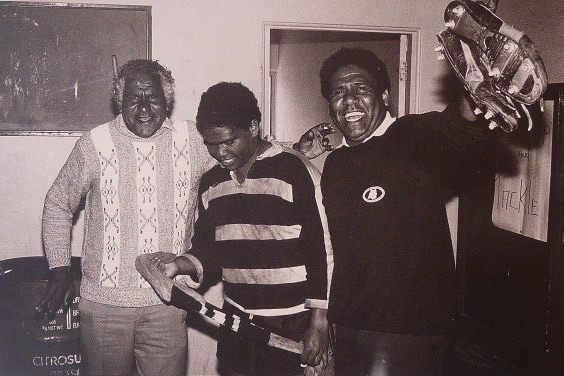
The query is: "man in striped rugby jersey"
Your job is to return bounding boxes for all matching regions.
[157,82,334,376]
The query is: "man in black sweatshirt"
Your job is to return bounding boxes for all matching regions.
[318,47,493,376]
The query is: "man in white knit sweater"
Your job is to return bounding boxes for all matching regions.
[35,60,215,376]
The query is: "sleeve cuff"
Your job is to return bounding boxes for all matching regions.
[46,251,72,270]
[175,254,204,289]
[305,298,328,310]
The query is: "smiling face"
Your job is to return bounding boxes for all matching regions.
[121,71,167,138]
[201,121,259,172]
[328,64,389,146]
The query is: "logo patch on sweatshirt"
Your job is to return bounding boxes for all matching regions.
[362,186,385,203]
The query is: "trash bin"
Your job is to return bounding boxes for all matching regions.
[0,257,82,376]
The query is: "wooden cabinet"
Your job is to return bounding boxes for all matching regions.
[455,84,564,375]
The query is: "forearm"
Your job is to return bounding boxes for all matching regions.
[309,308,329,330]
[42,195,77,269]
[43,138,91,269]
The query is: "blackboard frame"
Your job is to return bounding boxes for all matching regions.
[0,2,151,136]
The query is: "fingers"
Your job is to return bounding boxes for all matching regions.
[34,299,51,318]
[304,365,319,376]
[315,122,335,137]
[135,255,174,301]
[35,290,65,319]
[152,251,177,263]
[35,270,74,319]
[313,352,323,368]
[145,253,167,273]
[305,130,316,142]
[301,343,324,367]
[149,253,177,275]
[321,138,334,152]
[305,123,334,141]
[304,360,328,376]
[319,351,328,369]
[318,125,335,152]
[35,305,56,320]
[484,0,499,12]
[295,123,335,159]
[63,286,74,309]
[151,255,166,273]
[301,344,314,365]
[36,295,73,320]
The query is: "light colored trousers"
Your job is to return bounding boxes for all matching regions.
[79,298,187,376]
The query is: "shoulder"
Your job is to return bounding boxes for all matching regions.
[261,147,321,187]
[88,117,123,147]
[379,112,445,147]
[170,119,202,145]
[323,142,351,168]
[173,119,216,169]
[274,145,320,174]
[76,122,115,158]
[390,112,442,131]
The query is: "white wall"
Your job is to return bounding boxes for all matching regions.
[496,0,564,83]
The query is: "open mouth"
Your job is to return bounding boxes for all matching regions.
[344,111,365,122]
[136,116,154,123]
[220,157,235,166]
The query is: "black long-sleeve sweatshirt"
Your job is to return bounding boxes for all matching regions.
[321,105,492,335]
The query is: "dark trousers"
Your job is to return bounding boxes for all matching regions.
[217,302,309,376]
[334,325,451,376]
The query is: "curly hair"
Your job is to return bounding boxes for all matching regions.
[319,48,390,100]
[196,82,261,134]
[112,59,175,113]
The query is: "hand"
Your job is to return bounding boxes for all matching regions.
[304,362,328,376]
[293,123,335,160]
[481,0,499,12]
[151,252,180,278]
[301,309,330,368]
[35,266,74,320]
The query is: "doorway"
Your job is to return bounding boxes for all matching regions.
[263,23,420,170]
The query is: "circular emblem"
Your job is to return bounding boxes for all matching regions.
[362,186,385,203]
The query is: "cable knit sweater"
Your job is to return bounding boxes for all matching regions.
[42,115,214,307]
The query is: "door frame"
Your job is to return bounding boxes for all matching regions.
[262,21,421,136]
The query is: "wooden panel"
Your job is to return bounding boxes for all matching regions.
[456,84,564,375]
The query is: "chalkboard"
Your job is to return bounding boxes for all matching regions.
[0,2,151,135]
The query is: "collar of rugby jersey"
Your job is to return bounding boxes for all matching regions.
[226,141,278,184]
[339,111,397,148]
[114,114,174,139]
